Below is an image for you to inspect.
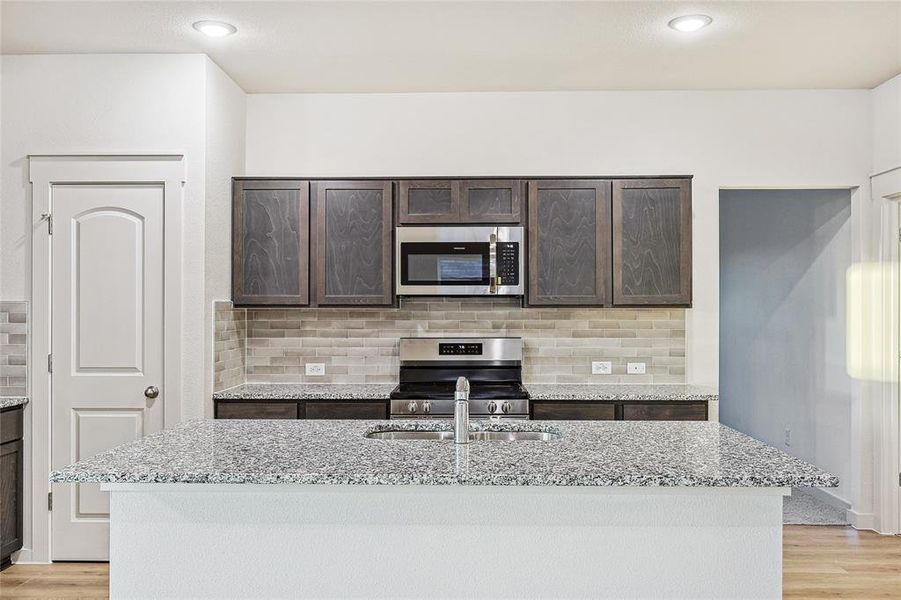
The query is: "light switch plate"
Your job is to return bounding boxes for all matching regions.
[591,361,612,375]
[305,363,326,376]
[627,362,646,375]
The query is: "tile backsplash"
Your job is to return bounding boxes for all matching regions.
[213,302,246,392]
[215,298,685,387]
[0,301,28,396]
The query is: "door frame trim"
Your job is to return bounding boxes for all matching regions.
[28,154,185,562]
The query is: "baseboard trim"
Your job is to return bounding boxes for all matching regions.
[847,509,877,531]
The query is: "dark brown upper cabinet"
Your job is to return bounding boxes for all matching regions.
[232,179,310,306]
[612,178,691,306]
[460,179,523,223]
[527,180,612,306]
[397,180,461,223]
[397,179,523,224]
[312,180,394,306]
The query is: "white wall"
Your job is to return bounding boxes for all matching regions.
[719,189,853,503]
[0,53,247,558]
[871,73,901,175]
[246,90,873,386]
[202,60,246,417]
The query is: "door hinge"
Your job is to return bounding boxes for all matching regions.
[40,212,52,235]
[47,353,53,373]
[48,491,53,511]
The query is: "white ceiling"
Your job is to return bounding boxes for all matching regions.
[2,1,900,93]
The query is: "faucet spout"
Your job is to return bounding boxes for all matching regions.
[454,376,470,444]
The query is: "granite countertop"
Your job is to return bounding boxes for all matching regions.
[214,383,717,403]
[526,384,718,402]
[213,383,396,401]
[0,397,28,410]
[51,418,835,488]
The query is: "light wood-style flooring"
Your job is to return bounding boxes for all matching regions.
[1,526,898,599]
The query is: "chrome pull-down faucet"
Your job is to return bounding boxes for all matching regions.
[454,376,470,444]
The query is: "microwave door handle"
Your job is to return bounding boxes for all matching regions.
[489,229,498,294]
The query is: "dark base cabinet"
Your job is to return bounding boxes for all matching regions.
[531,401,707,421]
[215,399,389,420]
[0,406,24,571]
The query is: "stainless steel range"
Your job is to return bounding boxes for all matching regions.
[390,337,529,419]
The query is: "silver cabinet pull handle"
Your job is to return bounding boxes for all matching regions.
[488,230,498,294]
[144,386,159,399]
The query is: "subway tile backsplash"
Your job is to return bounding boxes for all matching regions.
[213,302,247,392]
[215,298,685,386]
[0,301,28,396]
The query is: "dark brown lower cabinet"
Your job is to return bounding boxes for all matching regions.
[303,401,388,420]
[215,401,299,420]
[214,399,388,420]
[531,402,616,420]
[0,406,24,571]
[622,403,707,421]
[531,401,707,421]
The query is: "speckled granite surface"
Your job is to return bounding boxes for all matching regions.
[526,384,718,402]
[214,383,717,403]
[0,396,28,409]
[213,383,396,401]
[51,418,835,488]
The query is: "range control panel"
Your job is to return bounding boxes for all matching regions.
[496,242,519,286]
[438,343,483,356]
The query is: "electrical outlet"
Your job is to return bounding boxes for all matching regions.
[784,427,791,447]
[305,363,326,376]
[627,362,646,375]
[591,361,612,375]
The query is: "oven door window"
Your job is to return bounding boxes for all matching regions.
[401,243,490,286]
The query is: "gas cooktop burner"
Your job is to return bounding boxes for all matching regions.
[390,337,528,418]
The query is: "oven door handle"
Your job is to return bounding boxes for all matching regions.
[488,229,498,294]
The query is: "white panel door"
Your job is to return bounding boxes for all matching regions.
[51,184,165,561]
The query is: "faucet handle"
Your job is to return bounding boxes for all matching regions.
[455,376,470,394]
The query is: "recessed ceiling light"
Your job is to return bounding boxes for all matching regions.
[668,14,713,33]
[192,20,237,38]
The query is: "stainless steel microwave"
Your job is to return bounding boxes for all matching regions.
[395,226,524,296]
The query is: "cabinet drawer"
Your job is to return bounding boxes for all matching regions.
[531,402,615,420]
[622,403,707,421]
[0,407,24,444]
[303,401,388,420]
[216,401,299,420]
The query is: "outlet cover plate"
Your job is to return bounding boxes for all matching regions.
[591,361,612,375]
[627,362,646,375]
[305,363,326,376]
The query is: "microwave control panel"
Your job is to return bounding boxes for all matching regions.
[496,242,519,286]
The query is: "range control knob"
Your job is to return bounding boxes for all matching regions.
[422,401,431,414]
[487,401,498,414]
[407,401,418,414]
[501,401,512,414]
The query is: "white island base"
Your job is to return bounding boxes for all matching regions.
[104,483,788,599]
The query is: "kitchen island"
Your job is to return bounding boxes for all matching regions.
[52,419,835,599]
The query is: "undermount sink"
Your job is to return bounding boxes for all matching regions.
[364,429,561,441]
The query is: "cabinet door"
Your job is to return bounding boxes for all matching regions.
[612,179,691,306]
[531,402,616,420]
[622,403,707,421]
[304,401,388,420]
[460,179,523,223]
[215,401,299,419]
[397,180,461,223]
[233,180,310,305]
[527,180,612,306]
[0,439,23,561]
[313,180,394,306]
